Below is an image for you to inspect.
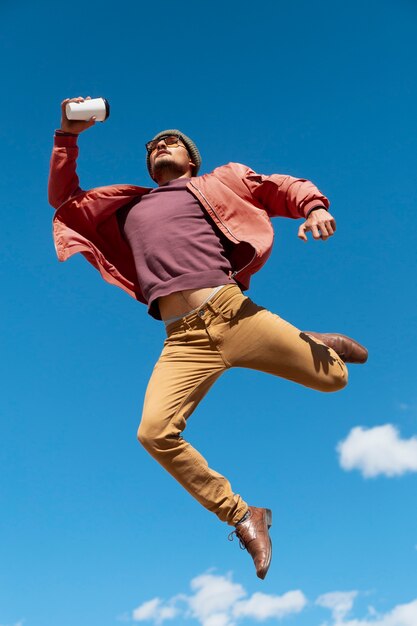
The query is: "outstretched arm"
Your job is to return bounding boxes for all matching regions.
[48,96,96,209]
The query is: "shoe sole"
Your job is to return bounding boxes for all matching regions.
[265,508,272,527]
[258,508,273,580]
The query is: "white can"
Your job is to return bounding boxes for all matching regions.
[66,97,110,122]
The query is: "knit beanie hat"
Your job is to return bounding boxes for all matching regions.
[146,129,202,178]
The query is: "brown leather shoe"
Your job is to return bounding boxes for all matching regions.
[229,507,272,579]
[304,332,368,364]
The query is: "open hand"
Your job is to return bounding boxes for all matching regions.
[298,208,336,241]
[60,96,96,134]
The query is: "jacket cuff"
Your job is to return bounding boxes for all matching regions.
[303,200,328,218]
[54,130,79,147]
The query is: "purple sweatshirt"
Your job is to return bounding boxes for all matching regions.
[118,177,236,319]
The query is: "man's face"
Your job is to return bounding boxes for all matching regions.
[148,135,194,181]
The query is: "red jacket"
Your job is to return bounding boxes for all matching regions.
[48,133,330,303]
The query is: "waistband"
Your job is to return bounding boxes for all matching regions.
[165,283,242,333]
[163,285,225,327]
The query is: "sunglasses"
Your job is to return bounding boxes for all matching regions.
[145,135,186,154]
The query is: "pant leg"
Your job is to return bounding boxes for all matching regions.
[137,324,248,525]
[217,294,348,391]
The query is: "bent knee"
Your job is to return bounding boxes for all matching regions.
[137,416,182,453]
[319,364,348,393]
[137,420,160,451]
[137,421,151,448]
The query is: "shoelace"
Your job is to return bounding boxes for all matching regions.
[228,530,247,550]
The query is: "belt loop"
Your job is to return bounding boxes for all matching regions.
[206,300,219,317]
[184,317,193,331]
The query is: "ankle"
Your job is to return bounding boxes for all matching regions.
[236,509,251,525]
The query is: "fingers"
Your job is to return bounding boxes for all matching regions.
[61,95,91,106]
[302,211,337,241]
[320,215,336,238]
[325,220,335,236]
[298,223,308,241]
[61,98,70,114]
[317,217,336,240]
[59,96,95,133]
[298,214,338,242]
[61,96,83,116]
[310,223,322,240]
[317,221,332,240]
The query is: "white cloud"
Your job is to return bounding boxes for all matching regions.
[133,598,160,621]
[316,594,417,626]
[338,598,417,626]
[187,572,245,625]
[233,590,307,620]
[132,598,177,623]
[130,580,417,626]
[316,590,358,622]
[337,424,417,477]
[199,614,233,626]
[130,571,306,626]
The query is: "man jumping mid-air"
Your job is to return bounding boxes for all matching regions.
[48,96,367,580]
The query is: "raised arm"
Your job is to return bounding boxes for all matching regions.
[48,96,97,209]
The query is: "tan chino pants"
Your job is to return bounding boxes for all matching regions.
[138,284,348,526]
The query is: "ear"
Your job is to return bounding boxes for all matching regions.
[189,160,196,167]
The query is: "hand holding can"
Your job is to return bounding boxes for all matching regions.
[60,96,110,135]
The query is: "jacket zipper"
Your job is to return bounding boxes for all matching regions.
[189,181,257,279]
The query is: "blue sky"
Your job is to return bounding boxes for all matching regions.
[1,1,417,625]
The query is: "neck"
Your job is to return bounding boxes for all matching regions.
[155,170,192,186]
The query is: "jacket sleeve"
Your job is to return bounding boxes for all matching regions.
[243,168,330,219]
[48,132,84,209]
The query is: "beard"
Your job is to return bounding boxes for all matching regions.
[152,154,188,179]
